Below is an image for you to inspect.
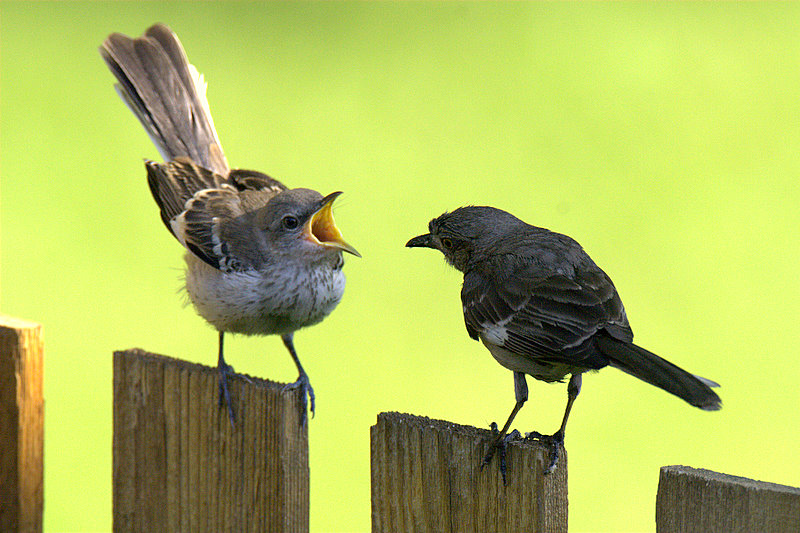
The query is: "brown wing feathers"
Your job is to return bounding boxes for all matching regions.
[100,24,229,175]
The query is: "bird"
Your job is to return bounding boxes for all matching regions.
[407,205,720,474]
[100,23,359,426]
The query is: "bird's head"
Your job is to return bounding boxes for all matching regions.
[262,189,360,262]
[406,206,525,272]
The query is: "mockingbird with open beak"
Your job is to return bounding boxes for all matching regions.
[407,206,720,474]
[101,24,359,425]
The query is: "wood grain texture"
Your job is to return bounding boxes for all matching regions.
[113,349,308,533]
[370,412,567,533]
[656,465,800,533]
[0,316,44,533]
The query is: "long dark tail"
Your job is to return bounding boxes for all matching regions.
[100,24,229,176]
[596,335,721,411]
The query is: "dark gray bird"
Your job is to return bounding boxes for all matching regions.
[407,206,720,473]
[100,24,359,425]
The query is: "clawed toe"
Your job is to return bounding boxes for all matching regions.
[481,425,523,485]
[217,362,237,427]
[282,373,315,426]
[524,430,564,474]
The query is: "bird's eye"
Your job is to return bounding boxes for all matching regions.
[441,238,454,249]
[282,215,299,229]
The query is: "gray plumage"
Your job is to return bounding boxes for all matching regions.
[101,24,359,424]
[101,24,227,174]
[407,205,720,473]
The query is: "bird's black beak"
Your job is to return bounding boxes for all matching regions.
[406,233,434,249]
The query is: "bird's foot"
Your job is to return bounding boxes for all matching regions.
[217,361,237,427]
[282,372,315,427]
[524,430,564,475]
[481,423,522,485]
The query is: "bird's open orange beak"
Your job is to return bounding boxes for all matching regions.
[304,192,361,257]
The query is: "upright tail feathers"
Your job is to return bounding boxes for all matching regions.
[100,24,229,176]
[596,335,721,411]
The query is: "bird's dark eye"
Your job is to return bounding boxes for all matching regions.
[441,238,454,249]
[282,215,299,229]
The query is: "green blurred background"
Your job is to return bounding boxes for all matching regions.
[2,2,799,531]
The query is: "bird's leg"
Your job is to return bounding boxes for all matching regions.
[217,331,236,427]
[281,333,315,426]
[482,371,528,478]
[526,373,582,474]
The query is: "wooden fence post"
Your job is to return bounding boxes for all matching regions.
[113,349,309,533]
[370,412,568,532]
[0,316,44,533]
[656,465,800,533]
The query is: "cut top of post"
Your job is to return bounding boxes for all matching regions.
[371,412,568,533]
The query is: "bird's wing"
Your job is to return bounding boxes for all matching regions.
[462,266,632,368]
[146,158,228,230]
[146,160,286,272]
[227,168,288,195]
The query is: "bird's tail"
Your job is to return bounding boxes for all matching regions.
[596,335,721,411]
[100,24,229,175]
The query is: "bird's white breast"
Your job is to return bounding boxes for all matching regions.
[183,253,346,336]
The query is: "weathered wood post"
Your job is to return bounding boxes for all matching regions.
[0,316,44,533]
[113,349,309,532]
[371,412,568,532]
[656,465,800,532]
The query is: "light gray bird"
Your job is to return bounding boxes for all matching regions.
[101,24,359,425]
[407,206,720,474]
